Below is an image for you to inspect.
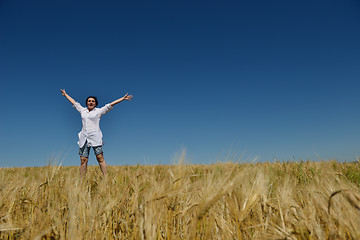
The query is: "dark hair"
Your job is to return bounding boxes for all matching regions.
[86,96,98,107]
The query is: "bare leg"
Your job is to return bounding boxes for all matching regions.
[80,157,88,176]
[96,153,107,176]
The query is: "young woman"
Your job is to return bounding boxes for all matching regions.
[60,89,133,176]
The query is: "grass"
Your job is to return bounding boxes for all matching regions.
[1,158,360,239]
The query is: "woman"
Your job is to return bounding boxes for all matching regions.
[61,89,133,176]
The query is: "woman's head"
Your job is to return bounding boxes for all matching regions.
[86,96,98,110]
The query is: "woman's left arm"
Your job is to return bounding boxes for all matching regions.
[110,93,133,106]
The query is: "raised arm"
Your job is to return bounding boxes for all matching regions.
[60,89,76,105]
[110,93,133,106]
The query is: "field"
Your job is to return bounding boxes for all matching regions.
[1,157,360,239]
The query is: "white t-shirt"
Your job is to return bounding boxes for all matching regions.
[73,102,113,148]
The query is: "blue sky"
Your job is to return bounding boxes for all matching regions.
[1,0,360,167]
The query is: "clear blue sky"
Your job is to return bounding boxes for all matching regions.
[1,0,360,167]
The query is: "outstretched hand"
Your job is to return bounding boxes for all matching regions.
[108,92,133,106]
[123,93,133,101]
[60,89,76,105]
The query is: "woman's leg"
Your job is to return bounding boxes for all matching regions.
[80,156,88,175]
[96,153,107,176]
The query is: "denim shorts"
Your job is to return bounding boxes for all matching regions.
[79,141,103,157]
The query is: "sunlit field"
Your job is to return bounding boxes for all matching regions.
[1,156,360,239]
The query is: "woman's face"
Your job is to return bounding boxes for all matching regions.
[87,98,96,111]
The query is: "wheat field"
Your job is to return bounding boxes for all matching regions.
[1,156,360,239]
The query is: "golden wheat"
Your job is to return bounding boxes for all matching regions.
[1,158,360,239]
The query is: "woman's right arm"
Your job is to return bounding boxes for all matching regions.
[60,89,76,105]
